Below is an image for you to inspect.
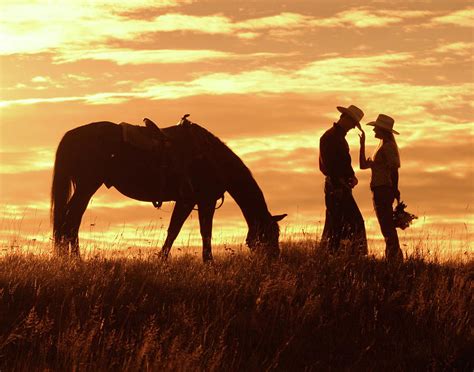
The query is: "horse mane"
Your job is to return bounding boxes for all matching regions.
[183,123,272,222]
[186,124,258,185]
[189,124,250,170]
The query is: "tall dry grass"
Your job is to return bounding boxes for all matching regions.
[0,242,472,371]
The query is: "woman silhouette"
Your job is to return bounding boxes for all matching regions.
[359,114,403,262]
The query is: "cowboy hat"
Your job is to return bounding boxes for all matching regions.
[367,114,399,135]
[337,105,364,123]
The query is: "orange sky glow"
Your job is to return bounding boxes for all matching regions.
[0,0,473,259]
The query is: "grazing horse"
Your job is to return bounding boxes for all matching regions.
[50,119,287,260]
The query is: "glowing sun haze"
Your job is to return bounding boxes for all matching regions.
[0,0,472,256]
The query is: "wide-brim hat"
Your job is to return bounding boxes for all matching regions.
[337,105,364,123]
[367,114,399,135]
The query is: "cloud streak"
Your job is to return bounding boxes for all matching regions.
[430,7,474,27]
[310,8,431,28]
[2,53,472,132]
[434,41,474,56]
[53,48,285,65]
[0,4,454,57]
[0,1,194,54]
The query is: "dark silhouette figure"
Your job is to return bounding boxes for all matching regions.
[359,114,403,262]
[51,117,287,261]
[319,105,367,255]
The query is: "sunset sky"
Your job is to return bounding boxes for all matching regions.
[0,0,473,256]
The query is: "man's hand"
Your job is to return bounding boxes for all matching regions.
[348,176,358,188]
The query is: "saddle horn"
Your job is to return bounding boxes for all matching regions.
[178,114,192,126]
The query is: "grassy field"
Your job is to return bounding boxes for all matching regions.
[0,242,472,371]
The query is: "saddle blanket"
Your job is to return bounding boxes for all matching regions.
[120,122,159,152]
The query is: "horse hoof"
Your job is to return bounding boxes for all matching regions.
[157,251,169,261]
[203,254,213,262]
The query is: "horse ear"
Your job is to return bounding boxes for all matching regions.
[272,214,287,222]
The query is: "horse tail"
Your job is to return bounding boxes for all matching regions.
[50,133,74,243]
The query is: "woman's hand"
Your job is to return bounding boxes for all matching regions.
[394,189,401,203]
[358,129,371,169]
[358,129,366,146]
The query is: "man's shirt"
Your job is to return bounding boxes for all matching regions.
[319,123,355,186]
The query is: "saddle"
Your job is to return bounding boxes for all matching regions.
[119,117,194,208]
[120,118,167,151]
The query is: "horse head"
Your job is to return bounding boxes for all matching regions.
[246,213,287,258]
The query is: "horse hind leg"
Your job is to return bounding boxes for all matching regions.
[54,237,69,257]
[61,182,101,258]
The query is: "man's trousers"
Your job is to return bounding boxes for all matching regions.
[321,179,368,255]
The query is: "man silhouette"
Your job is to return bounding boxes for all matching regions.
[319,105,367,255]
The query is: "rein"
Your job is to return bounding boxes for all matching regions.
[192,194,225,211]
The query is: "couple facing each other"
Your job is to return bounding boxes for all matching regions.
[319,104,403,263]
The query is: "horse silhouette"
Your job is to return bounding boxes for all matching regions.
[50,119,286,261]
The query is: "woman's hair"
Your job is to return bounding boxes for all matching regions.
[382,130,396,143]
[381,129,400,165]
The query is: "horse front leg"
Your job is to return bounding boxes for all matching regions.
[54,236,69,257]
[197,199,216,262]
[160,201,195,259]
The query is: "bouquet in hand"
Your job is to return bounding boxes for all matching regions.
[393,201,417,230]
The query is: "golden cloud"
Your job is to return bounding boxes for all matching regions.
[2,53,473,132]
[238,12,309,30]
[53,48,283,65]
[0,149,54,174]
[308,8,433,28]
[434,41,474,56]
[430,7,474,27]
[313,9,400,28]
[0,4,446,57]
[0,1,194,54]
